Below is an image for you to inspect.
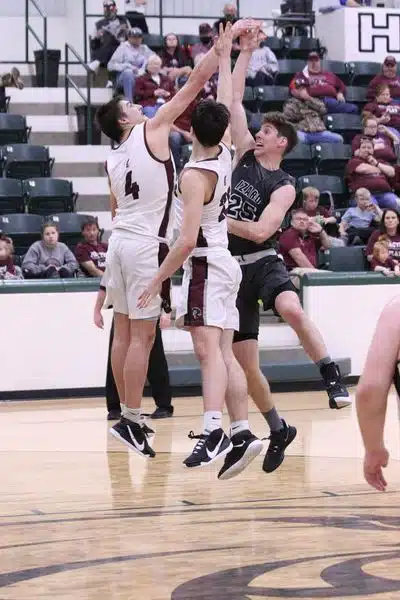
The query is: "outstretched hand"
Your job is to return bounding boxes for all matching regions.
[214,22,234,58]
[239,26,261,52]
[231,18,262,40]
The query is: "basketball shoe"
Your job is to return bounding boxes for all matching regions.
[320,362,352,409]
[218,430,264,480]
[110,417,155,458]
[183,428,232,468]
[262,420,297,473]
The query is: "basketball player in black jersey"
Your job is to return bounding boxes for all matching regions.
[356,296,400,491]
[225,30,351,474]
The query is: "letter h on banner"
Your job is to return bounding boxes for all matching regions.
[358,13,400,54]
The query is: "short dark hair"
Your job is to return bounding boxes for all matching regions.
[81,216,99,232]
[262,111,298,155]
[96,95,124,143]
[359,136,374,147]
[291,208,308,219]
[191,99,230,147]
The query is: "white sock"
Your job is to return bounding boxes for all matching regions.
[203,411,222,434]
[122,405,141,424]
[230,420,249,437]
[88,59,100,72]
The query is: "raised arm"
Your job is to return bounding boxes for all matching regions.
[230,29,260,163]
[228,184,296,244]
[215,22,233,147]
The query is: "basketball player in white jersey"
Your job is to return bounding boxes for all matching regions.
[138,24,263,478]
[356,296,400,491]
[96,21,254,458]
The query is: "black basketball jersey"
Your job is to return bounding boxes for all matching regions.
[227,150,295,256]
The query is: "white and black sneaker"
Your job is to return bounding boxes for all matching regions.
[218,430,263,480]
[263,420,297,473]
[183,428,232,468]
[320,362,352,409]
[110,417,155,458]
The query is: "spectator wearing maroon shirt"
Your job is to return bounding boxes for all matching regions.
[279,209,331,286]
[159,33,193,82]
[352,116,398,165]
[302,186,339,239]
[346,137,400,212]
[290,52,357,114]
[135,54,175,118]
[371,240,400,276]
[366,209,400,262]
[363,84,400,140]
[75,217,108,277]
[0,235,23,280]
[168,76,197,169]
[367,56,400,104]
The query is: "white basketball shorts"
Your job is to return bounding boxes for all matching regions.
[104,232,170,320]
[175,249,242,331]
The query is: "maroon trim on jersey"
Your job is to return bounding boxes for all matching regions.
[158,157,175,239]
[112,126,135,150]
[196,227,208,248]
[158,242,172,313]
[143,121,171,164]
[104,161,108,176]
[184,256,208,327]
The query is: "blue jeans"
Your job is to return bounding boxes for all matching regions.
[116,69,137,102]
[142,106,160,118]
[297,130,344,144]
[323,97,358,114]
[374,192,400,211]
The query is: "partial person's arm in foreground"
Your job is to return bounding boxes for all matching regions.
[356,297,400,490]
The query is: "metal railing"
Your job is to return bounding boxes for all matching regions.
[82,0,241,62]
[65,44,93,145]
[25,0,48,85]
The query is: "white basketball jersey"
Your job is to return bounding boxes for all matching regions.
[175,143,231,253]
[106,122,176,243]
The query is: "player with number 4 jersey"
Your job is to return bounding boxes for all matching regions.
[95,20,257,459]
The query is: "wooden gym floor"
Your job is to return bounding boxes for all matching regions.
[0,390,399,600]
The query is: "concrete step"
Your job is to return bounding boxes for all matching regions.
[30,132,110,145]
[49,145,109,178]
[8,86,112,106]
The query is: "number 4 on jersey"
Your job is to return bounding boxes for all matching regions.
[125,171,140,200]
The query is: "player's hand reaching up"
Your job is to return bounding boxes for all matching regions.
[214,22,234,57]
[239,26,261,53]
[231,18,262,40]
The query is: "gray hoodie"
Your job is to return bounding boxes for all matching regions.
[108,41,153,73]
[22,241,78,276]
[247,47,279,80]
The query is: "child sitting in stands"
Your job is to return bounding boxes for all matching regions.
[0,235,23,280]
[371,240,400,276]
[22,220,79,279]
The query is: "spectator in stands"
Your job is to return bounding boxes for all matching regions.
[290,52,357,114]
[284,76,344,144]
[169,76,196,168]
[135,54,175,118]
[246,30,278,86]
[339,188,382,245]
[213,3,238,32]
[279,208,332,286]
[159,33,193,81]
[88,1,131,75]
[108,27,153,102]
[0,67,24,90]
[371,241,400,276]
[366,209,400,261]
[363,84,400,140]
[190,23,214,61]
[75,217,108,277]
[367,56,400,104]
[352,116,398,165]
[346,137,400,211]
[22,221,79,279]
[192,53,218,99]
[302,187,337,225]
[0,236,23,280]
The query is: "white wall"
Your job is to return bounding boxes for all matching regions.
[0,0,281,63]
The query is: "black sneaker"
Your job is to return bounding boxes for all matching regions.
[218,430,264,480]
[183,428,232,468]
[109,417,155,458]
[262,420,297,473]
[141,422,155,439]
[107,409,121,421]
[320,362,352,409]
[151,406,174,419]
